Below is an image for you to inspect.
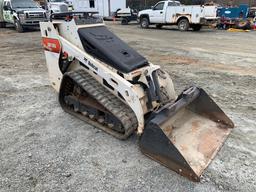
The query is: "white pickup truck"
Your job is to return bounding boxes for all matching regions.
[138,0,218,31]
[44,0,70,14]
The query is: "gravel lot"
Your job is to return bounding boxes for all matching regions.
[0,23,256,192]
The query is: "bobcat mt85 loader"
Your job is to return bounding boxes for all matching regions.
[40,12,234,182]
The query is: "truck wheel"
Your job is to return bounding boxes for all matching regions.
[0,22,6,28]
[121,18,129,25]
[178,19,189,31]
[14,19,24,33]
[156,24,163,29]
[140,17,149,29]
[236,20,251,30]
[192,24,202,31]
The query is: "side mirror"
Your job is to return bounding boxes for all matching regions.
[151,6,154,10]
[3,5,9,11]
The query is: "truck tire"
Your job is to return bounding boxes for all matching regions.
[156,24,163,29]
[178,18,189,31]
[121,18,129,25]
[192,24,202,31]
[140,17,149,29]
[235,20,251,30]
[0,22,6,28]
[14,19,24,33]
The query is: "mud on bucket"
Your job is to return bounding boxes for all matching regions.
[139,87,234,182]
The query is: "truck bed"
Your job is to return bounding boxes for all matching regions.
[165,5,217,24]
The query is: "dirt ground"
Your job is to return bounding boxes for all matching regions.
[0,23,255,192]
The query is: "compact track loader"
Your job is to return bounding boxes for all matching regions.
[40,12,234,182]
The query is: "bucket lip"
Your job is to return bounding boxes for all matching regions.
[193,127,233,177]
[140,147,201,182]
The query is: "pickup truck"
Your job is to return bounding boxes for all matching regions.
[115,8,138,25]
[138,0,218,31]
[44,0,70,14]
[44,0,95,15]
[0,0,47,32]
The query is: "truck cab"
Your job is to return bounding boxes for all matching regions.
[148,1,180,24]
[44,0,70,14]
[0,0,47,32]
[45,0,96,15]
[138,0,218,31]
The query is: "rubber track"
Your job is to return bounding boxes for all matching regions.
[60,69,138,140]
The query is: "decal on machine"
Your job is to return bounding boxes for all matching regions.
[42,37,61,53]
[84,57,98,71]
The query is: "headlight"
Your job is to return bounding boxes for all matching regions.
[19,14,26,21]
[68,5,73,11]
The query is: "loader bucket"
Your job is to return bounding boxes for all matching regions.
[140,87,234,182]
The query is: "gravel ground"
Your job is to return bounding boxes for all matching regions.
[0,23,255,192]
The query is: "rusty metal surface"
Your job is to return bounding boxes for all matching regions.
[140,123,201,181]
[140,87,234,181]
[162,109,233,177]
